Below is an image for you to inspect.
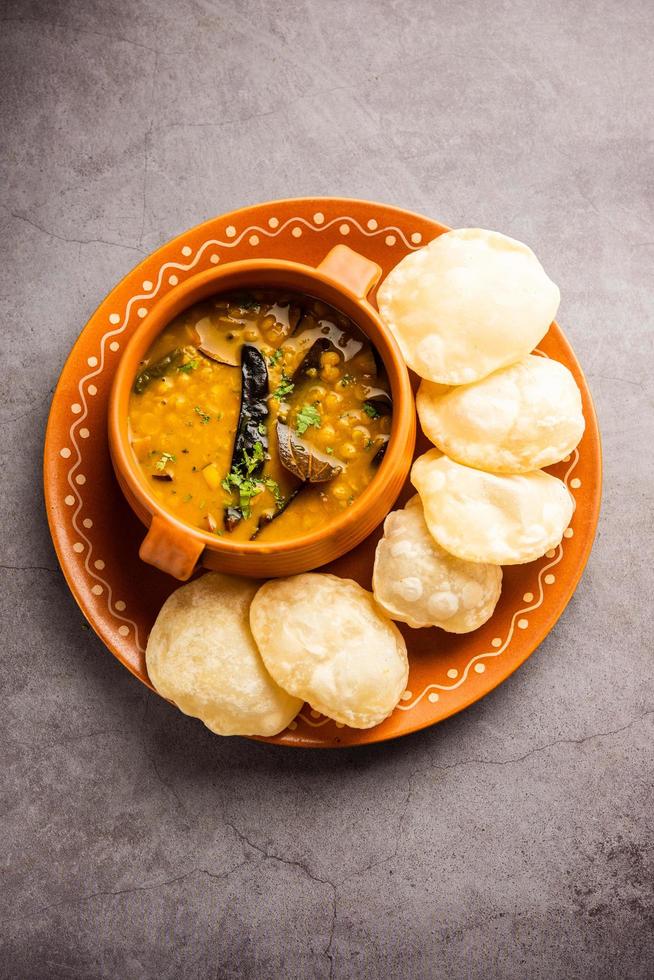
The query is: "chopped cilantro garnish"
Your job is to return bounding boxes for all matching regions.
[221,441,267,518]
[272,369,294,401]
[267,348,283,367]
[182,493,193,503]
[154,451,176,471]
[263,477,284,510]
[194,406,211,423]
[340,374,354,387]
[362,401,381,419]
[258,422,267,436]
[326,447,334,455]
[243,441,265,473]
[178,358,200,373]
[220,475,263,518]
[364,438,375,450]
[295,403,321,434]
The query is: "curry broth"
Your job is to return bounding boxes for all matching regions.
[128,290,392,542]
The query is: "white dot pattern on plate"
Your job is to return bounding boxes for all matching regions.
[65,495,75,506]
[564,528,574,538]
[75,474,86,485]
[209,254,219,264]
[523,592,534,602]
[268,217,279,228]
[446,668,458,679]
[518,618,529,630]
[401,690,412,701]
[109,313,120,325]
[570,478,581,489]
[79,428,89,439]
[385,235,396,246]
[291,227,302,238]
[83,518,93,528]
[310,709,320,718]
[60,447,71,458]
[87,356,98,367]
[545,549,556,558]
[71,403,81,414]
[287,720,297,731]
[137,307,148,319]
[91,584,103,596]
[367,219,378,230]
[226,225,236,238]
[181,245,192,256]
[169,274,178,285]
[73,542,84,553]
[118,625,130,636]
[411,232,422,243]
[313,212,324,224]
[115,600,126,611]
[428,692,439,703]
[544,574,556,585]
[94,559,105,570]
[474,663,486,673]
[143,280,153,290]
[88,384,97,395]
[339,223,350,235]
[491,637,502,648]
[249,235,259,246]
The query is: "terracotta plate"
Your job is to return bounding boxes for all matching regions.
[44,198,602,747]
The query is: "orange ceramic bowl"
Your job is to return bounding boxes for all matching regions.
[108,244,416,580]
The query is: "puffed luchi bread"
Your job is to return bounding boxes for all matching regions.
[373,496,502,632]
[411,450,574,565]
[416,355,584,473]
[249,573,408,729]
[146,573,302,736]
[377,228,560,385]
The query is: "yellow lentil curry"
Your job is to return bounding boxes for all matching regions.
[128,290,392,542]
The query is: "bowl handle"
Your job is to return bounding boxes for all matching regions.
[316,244,382,298]
[139,514,204,581]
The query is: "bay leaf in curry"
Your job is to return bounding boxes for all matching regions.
[230,345,269,472]
[277,422,343,484]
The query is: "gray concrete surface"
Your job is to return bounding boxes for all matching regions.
[1,0,652,977]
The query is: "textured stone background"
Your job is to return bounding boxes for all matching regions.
[1,0,652,977]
